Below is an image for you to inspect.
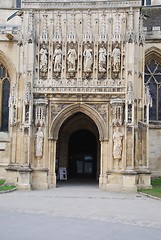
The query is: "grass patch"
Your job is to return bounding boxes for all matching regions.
[0,185,16,191]
[0,179,5,185]
[151,178,161,186]
[139,178,161,198]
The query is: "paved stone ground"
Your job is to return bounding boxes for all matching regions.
[0,182,161,240]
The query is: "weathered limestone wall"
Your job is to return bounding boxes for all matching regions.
[0,9,21,179]
[143,6,161,178]
[149,125,161,177]
[0,133,10,178]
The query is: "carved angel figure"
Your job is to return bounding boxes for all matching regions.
[83,44,93,72]
[39,44,48,73]
[53,44,62,72]
[35,127,44,158]
[113,127,123,160]
[67,45,77,71]
[99,46,107,72]
[112,44,121,72]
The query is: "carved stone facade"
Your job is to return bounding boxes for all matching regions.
[0,0,153,191]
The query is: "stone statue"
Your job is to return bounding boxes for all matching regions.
[112,44,121,72]
[99,46,107,72]
[67,45,77,71]
[113,127,123,160]
[39,44,48,73]
[35,127,44,158]
[83,44,93,72]
[53,44,62,72]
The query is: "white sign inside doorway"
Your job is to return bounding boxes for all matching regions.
[59,167,67,180]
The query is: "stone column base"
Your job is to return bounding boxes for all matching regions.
[122,170,137,192]
[17,166,32,190]
[48,173,57,188]
[106,171,123,192]
[31,168,49,190]
[99,174,107,190]
[5,164,19,185]
[136,168,152,189]
[106,170,138,192]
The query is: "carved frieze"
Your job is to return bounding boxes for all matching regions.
[22,1,142,10]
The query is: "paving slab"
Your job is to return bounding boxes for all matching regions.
[0,183,161,240]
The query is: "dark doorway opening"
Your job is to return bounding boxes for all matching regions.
[68,130,97,180]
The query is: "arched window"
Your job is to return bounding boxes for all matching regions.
[145,59,161,121]
[0,63,10,131]
[16,0,21,8]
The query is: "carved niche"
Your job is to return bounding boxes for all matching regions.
[39,43,48,78]
[35,126,44,158]
[34,99,48,127]
[9,83,17,126]
[111,99,124,126]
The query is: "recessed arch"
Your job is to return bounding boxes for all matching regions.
[145,46,161,65]
[0,51,16,131]
[0,50,16,81]
[145,47,161,120]
[56,112,100,180]
[49,103,108,141]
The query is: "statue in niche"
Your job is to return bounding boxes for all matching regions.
[99,45,107,72]
[39,44,48,73]
[67,44,77,71]
[83,44,93,72]
[53,44,62,72]
[113,127,123,160]
[35,127,44,158]
[112,44,121,73]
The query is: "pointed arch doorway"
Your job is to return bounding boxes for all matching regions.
[56,112,100,183]
[68,129,97,180]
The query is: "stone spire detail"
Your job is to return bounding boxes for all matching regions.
[83,11,93,43]
[67,11,77,43]
[99,12,108,43]
[40,13,48,43]
[27,11,34,43]
[53,12,62,43]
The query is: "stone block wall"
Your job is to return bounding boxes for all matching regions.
[149,125,161,177]
[0,133,10,178]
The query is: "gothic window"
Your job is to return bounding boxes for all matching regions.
[0,63,10,131]
[16,0,21,8]
[146,0,151,5]
[145,59,161,121]
[142,0,151,5]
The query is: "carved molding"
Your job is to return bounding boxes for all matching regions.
[51,103,71,119]
[89,103,108,122]
[22,1,141,10]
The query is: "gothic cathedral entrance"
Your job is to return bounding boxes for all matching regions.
[56,112,100,183]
